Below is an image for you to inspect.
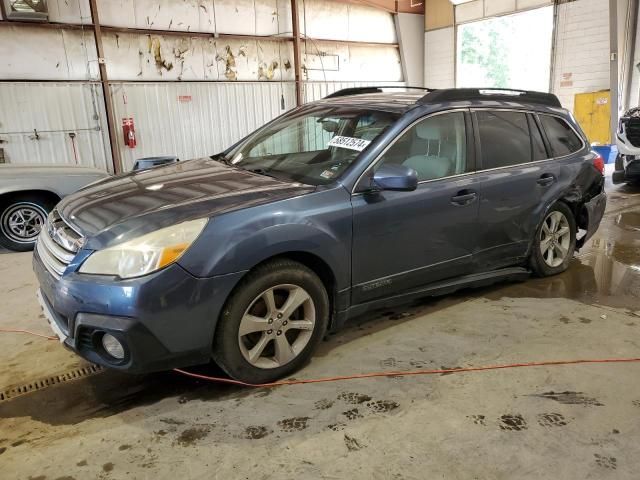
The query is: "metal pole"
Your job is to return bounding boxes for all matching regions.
[89,0,122,174]
[622,0,638,113]
[291,0,303,106]
[609,0,619,144]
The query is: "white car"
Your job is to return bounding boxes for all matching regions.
[0,164,108,251]
[613,107,640,185]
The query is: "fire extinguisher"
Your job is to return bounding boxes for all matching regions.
[122,117,136,148]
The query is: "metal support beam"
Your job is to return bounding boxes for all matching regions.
[291,0,303,107]
[622,0,639,113]
[609,0,619,143]
[89,0,122,174]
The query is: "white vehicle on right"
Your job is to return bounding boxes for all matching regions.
[613,107,640,185]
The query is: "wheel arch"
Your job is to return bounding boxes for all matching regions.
[0,189,61,208]
[526,196,578,259]
[226,251,340,329]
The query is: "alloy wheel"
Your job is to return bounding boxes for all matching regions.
[238,284,316,369]
[540,210,571,268]
[0,203,47,244]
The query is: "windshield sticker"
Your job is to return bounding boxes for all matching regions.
[320,170,336,179]
[328,136,371,151]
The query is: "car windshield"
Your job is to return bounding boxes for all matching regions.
[225,106,400,185]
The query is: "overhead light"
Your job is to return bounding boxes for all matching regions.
[449,0,475,5]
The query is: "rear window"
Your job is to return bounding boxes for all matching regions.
[539,115,583,156]
[476,111,531,169]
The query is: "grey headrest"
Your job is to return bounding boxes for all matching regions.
[415,122,440,140]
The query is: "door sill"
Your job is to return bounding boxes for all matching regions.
[340,267,531,322]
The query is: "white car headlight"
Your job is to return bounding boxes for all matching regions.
[79,218,208,279]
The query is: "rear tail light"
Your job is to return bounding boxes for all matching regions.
[592,152,605,175]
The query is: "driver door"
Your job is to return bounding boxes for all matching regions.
[350,110,481,304]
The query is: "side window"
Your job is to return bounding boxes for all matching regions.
[376,112,467,182]
[476,111,531,169]
[529,115,548,161]
[539,115,584,157]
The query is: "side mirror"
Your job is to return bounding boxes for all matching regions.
[372,164,418,192]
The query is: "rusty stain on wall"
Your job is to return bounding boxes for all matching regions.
[148,37,174,73]
[258,61,279,80]
[216,45,238,81]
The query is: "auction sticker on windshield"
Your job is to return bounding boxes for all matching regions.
[328,136,371,151]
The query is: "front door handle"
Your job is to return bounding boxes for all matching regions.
[537,174,556,187]
[451,190,478,206]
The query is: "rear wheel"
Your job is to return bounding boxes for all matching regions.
[212,259,329,384]
[0,194,54,251]
[530,202,576,277]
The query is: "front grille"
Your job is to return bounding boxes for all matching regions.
[625,118,640,147]
[36,209,83,279]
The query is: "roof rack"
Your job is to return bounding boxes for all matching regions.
[418,88,562,108]
[324,86,433,99]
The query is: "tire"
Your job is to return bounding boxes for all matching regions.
[0,194,55,252]
[529,202,576,277]
[212,259,329,384]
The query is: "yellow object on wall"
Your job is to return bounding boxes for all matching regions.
[573,90,611,144]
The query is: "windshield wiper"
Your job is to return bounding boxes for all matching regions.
[245,168,279,179]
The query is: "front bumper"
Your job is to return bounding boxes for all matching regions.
[33,249,246,373]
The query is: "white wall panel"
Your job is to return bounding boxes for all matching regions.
[346,3,397,44]
[516,0,552,9]
[102,33,295,82]
[0,27,98,80]
[484,0,516,17]
[0,82,111,171]
[396,13,425,87]
[301,81,406,103]
[551,0,610,113]
[110,82,297,169]
[424,27,455,88]
[48,0,91,24]
[455,1,484,23]
[302,42,402,82]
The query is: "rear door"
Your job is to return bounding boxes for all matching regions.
[472,109,562,271]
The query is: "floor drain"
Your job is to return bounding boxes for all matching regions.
[0,364,104,402]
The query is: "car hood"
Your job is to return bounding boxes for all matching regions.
[57,158,315,250]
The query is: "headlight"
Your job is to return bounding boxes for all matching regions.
[79,218,208,279]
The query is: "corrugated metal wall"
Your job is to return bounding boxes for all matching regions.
[0,82,112,170]
[302,80,405,102]
[111,81,296,169]
[110,80,405,170]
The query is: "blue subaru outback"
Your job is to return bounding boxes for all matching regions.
[34,87,606,383]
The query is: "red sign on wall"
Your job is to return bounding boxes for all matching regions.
[178,95,192,103]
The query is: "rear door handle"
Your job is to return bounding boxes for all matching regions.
[450,190,478,206]
[537,174,556,187]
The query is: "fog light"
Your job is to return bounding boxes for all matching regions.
[102,333,125,360]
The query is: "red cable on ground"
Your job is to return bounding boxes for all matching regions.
[4,327,640,389]
[0,328,57,341]
[173,357,640,388]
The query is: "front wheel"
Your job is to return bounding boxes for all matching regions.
[530,202,576,277]
[212,259,329,384]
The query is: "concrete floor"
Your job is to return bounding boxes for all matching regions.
[1,175,639,479]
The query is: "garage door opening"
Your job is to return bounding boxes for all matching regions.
[456,6,554,92]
